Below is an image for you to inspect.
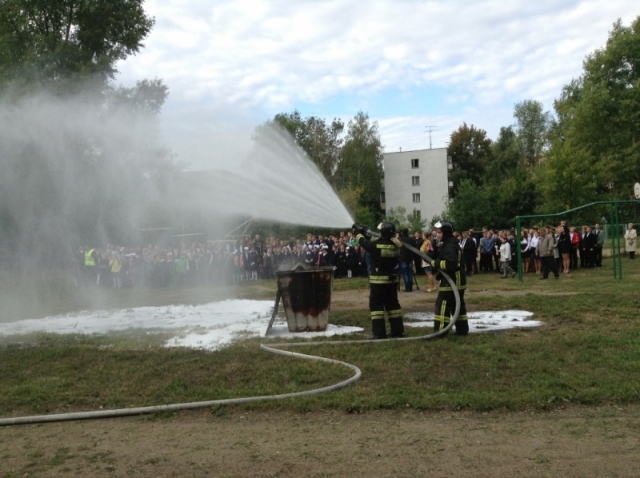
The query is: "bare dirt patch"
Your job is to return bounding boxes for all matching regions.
[2,406,639,477]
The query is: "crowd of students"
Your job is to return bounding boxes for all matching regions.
[74,221,637,289]
[462,221,636,279]
[74,231,372,289]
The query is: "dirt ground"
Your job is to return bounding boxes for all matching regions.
[2,406,639,477]
[2,288,638,477]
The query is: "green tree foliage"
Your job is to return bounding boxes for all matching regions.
[0,0,172,265]
[386,206,426,232]
[109,78,168,116]
[513,99,551,168]
[334,111,384,223]
[554,17,640,199]
[0,0,155,93]
[537,142,601,214]
[272,110,344,180]
[447,123,493,196]
[485,126,523,184]
[490,169,538,227]
[447,179,494,231]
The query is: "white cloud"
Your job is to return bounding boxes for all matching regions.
[116,0,638,163]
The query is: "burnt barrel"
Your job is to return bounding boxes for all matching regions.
[275,266,335,332]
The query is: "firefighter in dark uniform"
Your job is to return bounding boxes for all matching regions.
[354,222,404,339]
[429,221,468,335]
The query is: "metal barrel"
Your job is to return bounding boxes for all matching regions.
[275,265,335,332]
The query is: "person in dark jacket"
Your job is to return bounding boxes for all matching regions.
[428,221,468,335]
[355,222,404,339]
[461,231,477,277]
[413,230,424,282]
[398,228,416,292]
[557,225,572,273]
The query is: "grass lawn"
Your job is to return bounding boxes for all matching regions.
[1,257,639,417]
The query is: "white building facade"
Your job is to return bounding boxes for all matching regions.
[382,148,451,225]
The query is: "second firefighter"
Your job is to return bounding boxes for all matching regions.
[429,221,468,335]
[354,222,405,339]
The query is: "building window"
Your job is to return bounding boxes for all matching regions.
[412,176,420,186]
[380,192,386,203]
[412,193,421,203]
[413,209,421,219]
[411,158,419,168]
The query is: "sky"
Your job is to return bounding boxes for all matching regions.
[116,0,639,171]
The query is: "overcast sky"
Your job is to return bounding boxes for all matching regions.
[116,0,638,170]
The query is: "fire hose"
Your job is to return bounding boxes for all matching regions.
[0,235,460,427]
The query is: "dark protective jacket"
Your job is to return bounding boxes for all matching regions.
[398,235,416,263]
[356,233,401,284]
[431,236,466,291]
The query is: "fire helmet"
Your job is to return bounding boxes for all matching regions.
[434,221,454,239]
[378,221,396,238]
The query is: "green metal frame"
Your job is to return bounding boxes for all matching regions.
[515,200,640,281]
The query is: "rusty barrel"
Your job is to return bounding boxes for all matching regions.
[275,265,335,332]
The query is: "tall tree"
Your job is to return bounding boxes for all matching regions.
[553,17,640,198]
[0,0,170,266]
[0,0,155,93]
[485,126,523,184]
[334,111,384,221]
[513,99,551,168]
[447,123,493,196]
[447,179,495,230]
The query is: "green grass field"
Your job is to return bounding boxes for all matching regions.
[1,257,639,417]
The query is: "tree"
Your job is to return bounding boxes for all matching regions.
[537,142,601,215]
[446,179,495,231]
[385,206,410,231]
[513,100,551,168]
[0,0,155,93]
[0,0,170,267]
[489,169,538,228]
[109,78,169,116]
[485,126,523,184]
[334,111,384,220]
[447,123,493,196]
[553,17,640,199]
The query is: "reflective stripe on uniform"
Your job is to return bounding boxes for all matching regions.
[439,285,467,291]
[371,311,385,320]
[356,234,365,241]
[377,244,400,258]
[369,275,397,284]
[436,299,448,322]
[387,309,402,319]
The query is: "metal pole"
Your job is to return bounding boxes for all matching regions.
[609,204,618,279]
[516,217,522,282]
[614,203,622,279]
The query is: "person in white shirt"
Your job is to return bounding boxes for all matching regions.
[499,232,516,278]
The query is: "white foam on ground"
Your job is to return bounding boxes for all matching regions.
[0,300,363,351]
[0,302,541,350]
[404,310,542,333]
